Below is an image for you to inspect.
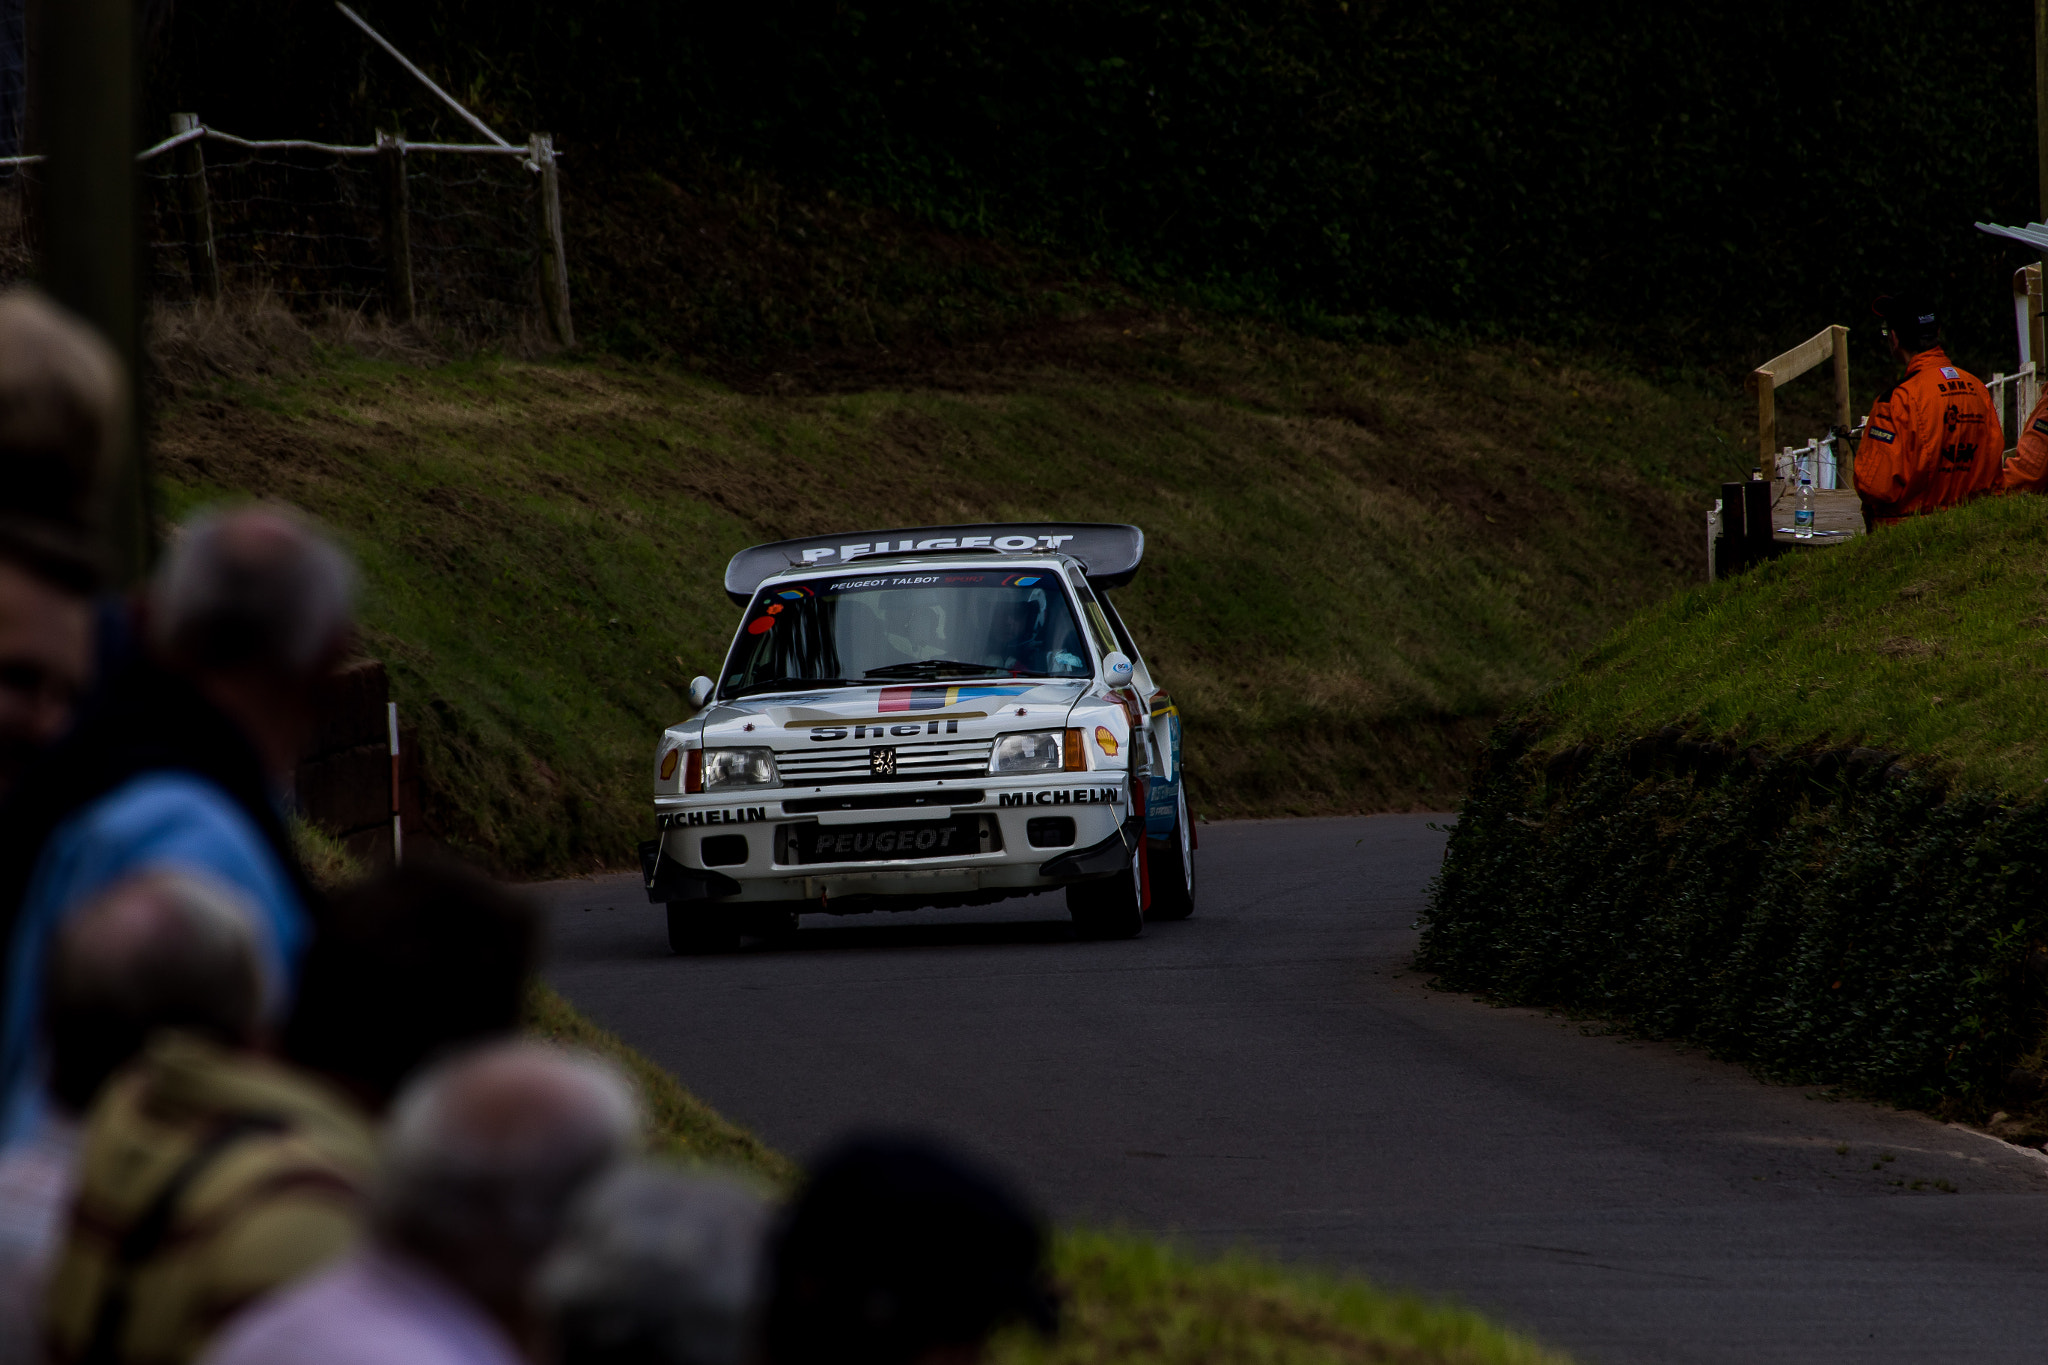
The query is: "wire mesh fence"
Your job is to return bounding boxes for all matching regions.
[0,123,563,343]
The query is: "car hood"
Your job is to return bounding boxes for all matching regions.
[695,679,1096,747]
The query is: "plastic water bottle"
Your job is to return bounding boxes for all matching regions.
[1795,474,1815,539]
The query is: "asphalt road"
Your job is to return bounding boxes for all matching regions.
[542,814,2048,1365]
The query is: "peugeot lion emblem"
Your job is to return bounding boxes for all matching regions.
[870,746,898,777]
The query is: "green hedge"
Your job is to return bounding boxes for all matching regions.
[1421,723,2048,1113]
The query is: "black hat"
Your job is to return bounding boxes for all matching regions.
[763,1133,1057,1365]
[1872,291,1940,350]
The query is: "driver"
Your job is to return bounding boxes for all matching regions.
[880,597,947,662]
[992,592,1085,676]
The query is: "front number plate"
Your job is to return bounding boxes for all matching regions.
[782,816,988,865]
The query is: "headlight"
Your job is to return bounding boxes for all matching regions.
[990,730,1065,774]
[702,747,779,788]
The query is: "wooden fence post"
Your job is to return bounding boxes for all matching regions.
[529,132,574,346]
[376,131,415,322]
[171,113,219,300]
[1750,371,1775,471]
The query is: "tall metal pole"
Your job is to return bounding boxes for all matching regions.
[31,0,148,585]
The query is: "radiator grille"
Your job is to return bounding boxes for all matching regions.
[775,739,993,788]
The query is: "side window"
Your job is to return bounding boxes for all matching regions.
[1066,571,1114,658]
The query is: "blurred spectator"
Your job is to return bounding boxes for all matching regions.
[539,1163,771,1365]
[0,871,265,1365]
[0,505,356,1145]
[0,290,123,810]
[761,1134,1056,1365]
[0,553,92,796]
[0,290,123,590]
[40,860,538,1365]
[283,858,538,1114]
[37,874,359,1365]
[202,1043,640,1365]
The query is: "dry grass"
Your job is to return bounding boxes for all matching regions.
[145,289,560,398]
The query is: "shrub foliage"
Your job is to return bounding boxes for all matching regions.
[1423,723,2048,1112]
[151,0,2038,366]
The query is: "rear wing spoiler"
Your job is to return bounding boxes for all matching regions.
[723,522,1144,605]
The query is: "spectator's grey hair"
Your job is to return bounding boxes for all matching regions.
[540,1163,772,1365]
[45,870,267,1109]
[150,504,356,673]
[377,1042,641,1272]
[0,289,124,593]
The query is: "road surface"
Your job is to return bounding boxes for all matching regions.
[542,815,2048,1365]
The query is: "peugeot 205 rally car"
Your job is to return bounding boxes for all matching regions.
[639,522,1195,952]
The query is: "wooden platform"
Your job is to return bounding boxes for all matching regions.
[1759,481,1863,543]
[1707,481,1863,580]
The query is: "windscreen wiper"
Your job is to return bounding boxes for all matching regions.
[862,660,1010,680]
[725,676,862,699]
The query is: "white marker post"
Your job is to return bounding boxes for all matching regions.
[387,701,404,866]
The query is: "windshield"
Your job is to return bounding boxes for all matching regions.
[723,569,1093,696]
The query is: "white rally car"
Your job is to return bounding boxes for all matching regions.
[640,522,1196,952]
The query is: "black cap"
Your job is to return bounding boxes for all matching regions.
[1872,291,1940,350]
[763,1133,1057,1365]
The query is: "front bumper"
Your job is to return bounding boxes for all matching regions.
[643,774,1132,905]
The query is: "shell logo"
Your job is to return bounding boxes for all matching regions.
[1093,725,1119,757]
[659,746,681,781]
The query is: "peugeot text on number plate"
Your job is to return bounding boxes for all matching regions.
[640,522,1197,952]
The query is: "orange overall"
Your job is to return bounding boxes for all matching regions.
[1854,347,2004,525]
[2003,385,2048,494]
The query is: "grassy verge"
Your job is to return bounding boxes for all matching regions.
[522,981,798,1183]
[520,987,1569,1365]
[157,308,1761,876]
[1424,495,2048,1117]
[1003,1232,1571,1365]
[1539,494,2048,791]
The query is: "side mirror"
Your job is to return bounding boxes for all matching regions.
[1102,652,1134,689]
[688,676,715,710]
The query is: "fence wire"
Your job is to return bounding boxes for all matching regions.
[0,142,541,337]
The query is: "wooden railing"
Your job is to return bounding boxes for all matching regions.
[1744,325,1850,471]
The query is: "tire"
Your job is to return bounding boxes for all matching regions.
[667,901,741,954]
[1067,834,1145,940]
[1147,785,1196,921]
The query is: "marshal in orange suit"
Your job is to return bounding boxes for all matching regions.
[1854,292,2004,527]
[2003,385,2048,494]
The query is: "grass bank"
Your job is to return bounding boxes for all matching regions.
[1541,495,2048,790]
[518,990,1568,1365]
[157,308,1754,876]
[1424,496,2048,1119]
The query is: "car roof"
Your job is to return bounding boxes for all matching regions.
[724,522,1143,605]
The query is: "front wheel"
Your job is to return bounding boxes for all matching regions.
[1067,835,1145,940]
[667,901,741,954]
[1147,785,1196,921]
